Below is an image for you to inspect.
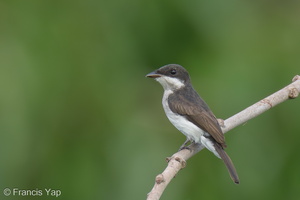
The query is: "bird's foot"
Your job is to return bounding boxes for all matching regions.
[178,139,194,152]
[178,146,192,151]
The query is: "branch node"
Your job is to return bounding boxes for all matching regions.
[155,174,165,184]
[217,118,225,128]
[292,75,300,82]
[260,98,273,108]
[288,87,299,99]
[174,156,187,168]
[166,157,171,163]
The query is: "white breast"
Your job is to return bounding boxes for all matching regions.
[162,90,205,144]
[161,90,220,158]
[156,77,220,158]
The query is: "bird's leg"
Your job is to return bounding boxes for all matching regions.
[178,138,191,151]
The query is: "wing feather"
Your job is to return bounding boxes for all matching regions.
[168,88,226,147]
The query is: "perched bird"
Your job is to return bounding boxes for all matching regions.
[146,64,239,184]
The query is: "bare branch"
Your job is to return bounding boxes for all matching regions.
[147,75,300,200]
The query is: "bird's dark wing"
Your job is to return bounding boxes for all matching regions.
[168,88,226,147]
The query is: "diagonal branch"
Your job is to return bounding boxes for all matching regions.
[147,75,300,200]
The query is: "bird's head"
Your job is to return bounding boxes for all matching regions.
[146,64,190,91]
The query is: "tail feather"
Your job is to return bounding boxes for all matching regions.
[214,143,240,184]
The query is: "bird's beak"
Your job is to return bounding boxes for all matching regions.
[146,71,161,78]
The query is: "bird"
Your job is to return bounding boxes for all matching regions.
[146,64,239,184]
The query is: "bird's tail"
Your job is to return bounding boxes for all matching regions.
[214,143,240,184]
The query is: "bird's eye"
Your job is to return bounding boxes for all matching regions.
[170,69,177,75]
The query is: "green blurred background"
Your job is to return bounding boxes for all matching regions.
[0,1,299,200]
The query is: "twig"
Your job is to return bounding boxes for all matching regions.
[146,75,300,200]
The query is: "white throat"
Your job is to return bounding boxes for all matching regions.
[155,76,184,91]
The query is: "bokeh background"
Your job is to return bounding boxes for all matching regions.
[0,1,299,200]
